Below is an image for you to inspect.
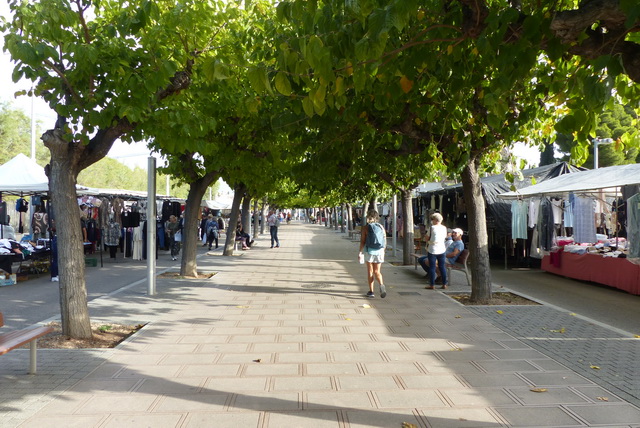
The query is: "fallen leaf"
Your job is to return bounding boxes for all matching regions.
[362,304,371,309]
[401,423,418,428]
[550,327,566,333]
[253,359,261,363]
[590,365,600,370]
[569,313,577,316]
[530,388,547,393]
[236,305,250,308]
[634,335,640,338]
[452,347,463,351]
[455,315,462,318]
[496,310,504,314]
[596,396,609,401]
[345,318,352,321]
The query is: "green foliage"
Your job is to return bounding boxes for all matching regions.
[0,102,48,165]
[554,101,639,168]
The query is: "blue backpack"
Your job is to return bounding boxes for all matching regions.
[366,223,385,250]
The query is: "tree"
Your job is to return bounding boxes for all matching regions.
[0,102,47,165]
[271,0,640,303]
[2,0,244,338]
[554,102,639,168]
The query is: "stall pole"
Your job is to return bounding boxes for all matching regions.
[392,194,397,257]
[99,229,103,268]
[147,157,157,296]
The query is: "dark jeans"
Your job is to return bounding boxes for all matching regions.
[207,231,218,248]
[427,252,447,286]
[270,226,279,247]
[169,237,180,257]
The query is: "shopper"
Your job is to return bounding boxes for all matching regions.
[424,213,448,289]
[165,215,181,261]
[359,209,387,298]
[205,214,219,250]
[267,210,280,248]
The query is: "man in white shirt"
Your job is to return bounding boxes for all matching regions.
[267,210,280,248]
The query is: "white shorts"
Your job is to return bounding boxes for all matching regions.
[364,250,384,264]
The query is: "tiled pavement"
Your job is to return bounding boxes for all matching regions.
[2,223,640,427]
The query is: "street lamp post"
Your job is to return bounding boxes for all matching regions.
[593,138,614,169]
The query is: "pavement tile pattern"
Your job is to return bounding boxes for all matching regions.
[1,223,639,427]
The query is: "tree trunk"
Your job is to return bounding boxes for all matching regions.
[461,158,492,303]
[334,206,339,230]
[241,194,251,238]
[223,184,245,256]
[252,199,259,237]
[369,196,378,211]
[340,203,346,233]
[346,203,353,232]
[260,199,268,234]
[400,188,414,265]
[43,129,92,339]
[363,202,369,217]
[180,172,218,277]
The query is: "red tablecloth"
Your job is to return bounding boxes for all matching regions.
[542,252,640,295]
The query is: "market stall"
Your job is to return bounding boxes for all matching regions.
[499,163,640,295]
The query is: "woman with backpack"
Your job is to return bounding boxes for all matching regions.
[358,209,387,298]
[205,214,219,250]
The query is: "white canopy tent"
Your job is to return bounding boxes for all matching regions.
[0,153,49,194]
[498,163,640,200]
[201,195,234,210]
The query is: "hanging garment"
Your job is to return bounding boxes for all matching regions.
[528,199,541,228]
[538,197,556,251]
[627,193,640,260]
[572,196,597,244]
[551,199,563,224]
[511,200,528,240]
[104,221,121,246]
[112,198,124,226]
[32,211,48,239]
[563,196,574,228]
[132,223,144,260]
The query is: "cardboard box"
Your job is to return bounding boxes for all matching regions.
[0,274,17,287]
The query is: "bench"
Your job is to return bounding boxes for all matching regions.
[411,252,423,270]
[446,249,471,286]
[0,312,54,374]
[412,250,471,286]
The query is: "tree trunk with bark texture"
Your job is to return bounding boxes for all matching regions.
[400,188,415,266]
[44,129,92,339]
[223,185,245,256]
[241,194,251,237]
[180,173,217,277]
[252,199,259,237]
[346,203,353,232]
[461,158,493,303]
[260,199,268,235]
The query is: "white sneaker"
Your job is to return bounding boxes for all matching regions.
[51,276,59,282]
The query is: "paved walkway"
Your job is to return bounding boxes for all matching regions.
[1,223,640,427]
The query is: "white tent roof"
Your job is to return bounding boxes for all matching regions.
[498,163,640,200]
[0,153,49,194]
[201,197,233,210]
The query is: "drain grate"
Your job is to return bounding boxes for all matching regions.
[397,292,421,296]
[301,283,333,289]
